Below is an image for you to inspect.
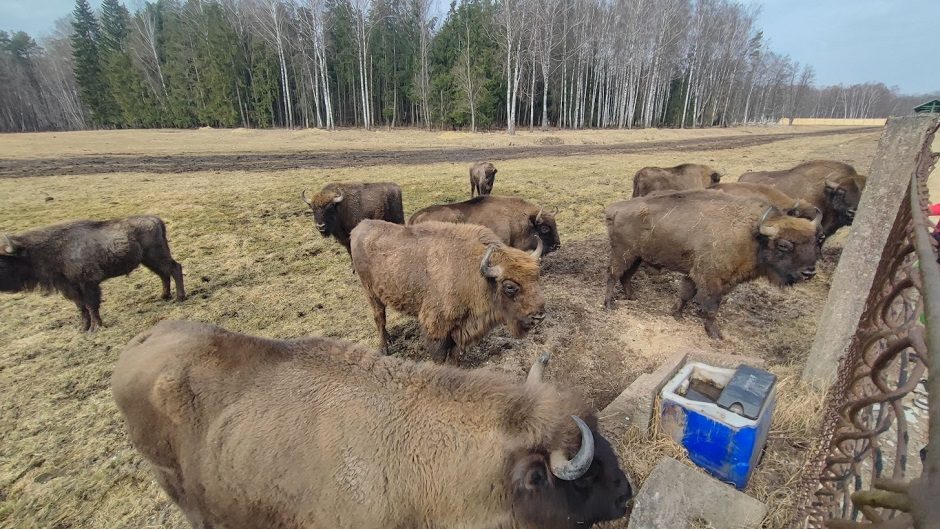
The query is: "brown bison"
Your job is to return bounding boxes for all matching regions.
[409,195,561,255]
[470,161,498,197]
[632,163,722,198]
[0,216,185,331]
[351,219,545,364]
[301,181,404,254]
[738,160,866,237]
[604,191,821,339]
[709,182,819,221]
[112,320,632,529]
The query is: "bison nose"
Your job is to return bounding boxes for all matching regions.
[802,267,816,279]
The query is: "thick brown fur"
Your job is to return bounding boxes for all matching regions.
[738,160,866,237]
[709,182,818,220]
[0,216,184,331]
[470,161,498,197]
[112,321,631,529]
[351,220,545,364]
[409,195,561,255]
[303,181,404,254]
[604,190,819,339]
[631,163,721,198]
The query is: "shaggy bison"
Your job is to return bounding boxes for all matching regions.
[709,182,819,221]
[351,220,545,364]
[738,160,866,237]
[604,191,821,339]
[409,195,561,255]
[632,163,721,198]
[0,216,185,331]
[112,320,632,529]
[301,181,404,254]
[470,161,497,197]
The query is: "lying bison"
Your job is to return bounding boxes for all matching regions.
[409,195,561,255]
[604,191,821,339]
[0,216,185,331]
[301,181,404,254]
[351,220,545,364]
[469,161,497,197]
[738,160,866,237]
[709,182,819,221]
[112,320,632,529]
[632,163,721,198]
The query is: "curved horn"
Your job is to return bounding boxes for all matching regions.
[535,208,544,223]
[549,416,595,481]
[758,206,779,238]
[553,206,560,216]
[332,194,344,204]
[301,189,313,206]
[813,207,823,229]
[526,351,551,385]
[530,236,543,259]
[479,244,501,278]
[2,235,14,255]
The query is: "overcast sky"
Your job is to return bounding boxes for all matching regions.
[3,0,937,95]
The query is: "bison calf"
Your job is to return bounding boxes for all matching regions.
[301,181,404,254]
[351,219,545,364]
[469,161,497,197]
[0,216,185,331]
[604,191,820,339]
[738,160,866,237]
[632,163,721,198]
[409,195,561,255]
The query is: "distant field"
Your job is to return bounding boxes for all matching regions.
[0,126,883,528]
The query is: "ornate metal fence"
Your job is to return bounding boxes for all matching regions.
[796,120,939,529]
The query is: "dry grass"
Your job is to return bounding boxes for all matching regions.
[0,127,879,528]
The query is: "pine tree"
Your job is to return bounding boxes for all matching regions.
[71,0,119,126]
[100,0,160,126]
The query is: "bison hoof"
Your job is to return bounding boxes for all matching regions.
[175,295,186,302]
[704,325,724,340]
[603,299,617,310]
[671,310,684,320]
[161,293,172,301]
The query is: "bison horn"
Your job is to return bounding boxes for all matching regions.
[301,189,313,206]
[530,236,543,259]
[535,208,544,223]
[758,206,780,238]
[332,194,344,204]
[550,416,595,481]
[813,207,823,229]
[526,351,551,385]
[1,235,14,254]
[479,244,501,278]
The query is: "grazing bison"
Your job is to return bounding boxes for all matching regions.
[351,219,545,364]
[738,160,866,237]
[709,182,819,221]
[632,163,722,198]
[301,181,404,254]
[470,161,498,197]
[112,321,632,529]
[409,195,561,255]
[0,216,185,331]
[604,191,821,339]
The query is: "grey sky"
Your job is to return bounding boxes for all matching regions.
[4,0,937,95]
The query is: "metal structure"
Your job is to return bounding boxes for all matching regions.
[797,120,939,528]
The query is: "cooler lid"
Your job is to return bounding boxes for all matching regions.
[716,364,777,420]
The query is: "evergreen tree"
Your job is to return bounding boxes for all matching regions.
[71,0,119,126]
[100,0,161,126]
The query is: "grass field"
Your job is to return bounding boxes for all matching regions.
[0,125,885,528]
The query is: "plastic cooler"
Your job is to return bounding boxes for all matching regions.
[660,362,777,489]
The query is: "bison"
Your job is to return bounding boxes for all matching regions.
[632,163,722,198]
[470,161,498,197]
[709,182,819,221]
[409,195,561,256]
[301,181,404,254]
[0,216,185,331]
[351,219,545,364]
[738,160,866,237]
[112,320,632,529]
[604,191,821,339]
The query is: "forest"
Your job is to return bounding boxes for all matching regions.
[0,0,933,133]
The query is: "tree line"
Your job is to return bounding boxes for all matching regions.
[0,0,935,133]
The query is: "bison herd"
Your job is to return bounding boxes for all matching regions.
[1,157,866,529]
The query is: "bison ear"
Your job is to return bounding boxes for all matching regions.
[512,453,552,492]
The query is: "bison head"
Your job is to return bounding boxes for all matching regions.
[0,236,34,293]
[824,175,865,229]
[756,207,821,287]
[479,163,497,195]
[709,170,722,184]
[302,188,344,237]
[480,242,545,337]
[510,415,632,528]
[530,208,561,255]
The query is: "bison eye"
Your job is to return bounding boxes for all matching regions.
[502,281,520,297]
[777,240,794,253]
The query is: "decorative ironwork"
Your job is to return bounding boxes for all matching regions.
[797,121,939,529]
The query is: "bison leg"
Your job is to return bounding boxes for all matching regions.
[143,257,186,301]
[427,335,457,364]
[83,283,104,331]
[171,261,186,301]
[695,294,724,340]
[671,277,697,319]
[365,294,390,355]
[604,255,641,309]
[61,285,91,331]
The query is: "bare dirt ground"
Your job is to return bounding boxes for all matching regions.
[0,126,882,528]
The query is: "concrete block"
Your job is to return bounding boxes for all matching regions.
[628,458,767,529]
[600,352,687,438]
[685,349,766,370]
[803,115,940,388]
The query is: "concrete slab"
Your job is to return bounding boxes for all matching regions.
[627,458,767,529]
[599,351,687,438]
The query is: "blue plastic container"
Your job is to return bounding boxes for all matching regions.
[660,362,776,489]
